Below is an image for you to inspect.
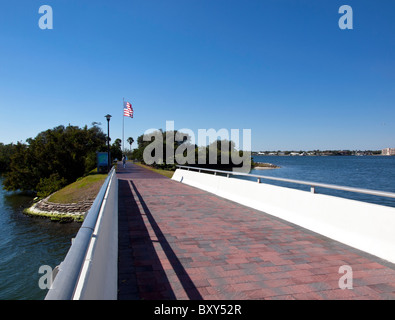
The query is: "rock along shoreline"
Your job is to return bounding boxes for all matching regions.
[24,196,94,222]
[252,162,280,170]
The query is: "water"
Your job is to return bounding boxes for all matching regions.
[247,155,395,208]
[0,177,80,300]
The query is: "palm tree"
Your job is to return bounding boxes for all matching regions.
[127,137,134,151]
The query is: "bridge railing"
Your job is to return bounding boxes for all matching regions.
[45,167,118,300]
[174,165,395,263]
[176,165,395,200]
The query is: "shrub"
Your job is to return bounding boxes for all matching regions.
[36,173,67,198]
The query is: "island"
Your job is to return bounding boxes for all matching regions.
[252,162,280,170]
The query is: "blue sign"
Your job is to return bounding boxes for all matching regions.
[97,152,109,172]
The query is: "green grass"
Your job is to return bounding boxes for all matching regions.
[48,171,107,204]
[134,162,175,179]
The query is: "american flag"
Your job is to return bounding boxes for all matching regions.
[123,101,133,118]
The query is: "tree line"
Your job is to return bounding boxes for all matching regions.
[0,124,127,198]
[0,125,250,198]
[130,130,251,172]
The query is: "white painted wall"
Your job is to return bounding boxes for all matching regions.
[73,171,118,300]
[172,169,395,264]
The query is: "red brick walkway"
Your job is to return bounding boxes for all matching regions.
[117,163,395,300]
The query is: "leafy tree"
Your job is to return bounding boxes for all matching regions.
[3,124,106,197]
[131,130,193,169]
[131,130,249,171]
[127,137,134,151]
[0,143,16,173]
[110,138,123,161]
[3,142,37,191]
[36,173,68,198]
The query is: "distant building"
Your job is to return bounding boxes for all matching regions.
[382,148,395,156]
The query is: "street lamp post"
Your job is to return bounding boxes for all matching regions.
[105,114,112,172]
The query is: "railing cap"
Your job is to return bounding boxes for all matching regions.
[175,165,395,200]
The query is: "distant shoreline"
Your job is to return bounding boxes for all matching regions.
[253,152,385,157]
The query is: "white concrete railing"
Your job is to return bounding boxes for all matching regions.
[172,166,395,264]
[45,167,118,300]
[176,165,395,199]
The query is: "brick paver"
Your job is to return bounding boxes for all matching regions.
[117,163,395,300]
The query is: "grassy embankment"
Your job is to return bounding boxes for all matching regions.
[25,163,173,222]
[24,170,107,222]
[48,171,107,203]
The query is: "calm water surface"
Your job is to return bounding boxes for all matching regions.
[249,156,395,208]
[0,177,80,300]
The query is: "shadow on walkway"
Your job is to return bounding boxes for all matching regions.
[118,178,202,300]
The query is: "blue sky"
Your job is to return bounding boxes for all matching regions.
[0,0,394,151]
